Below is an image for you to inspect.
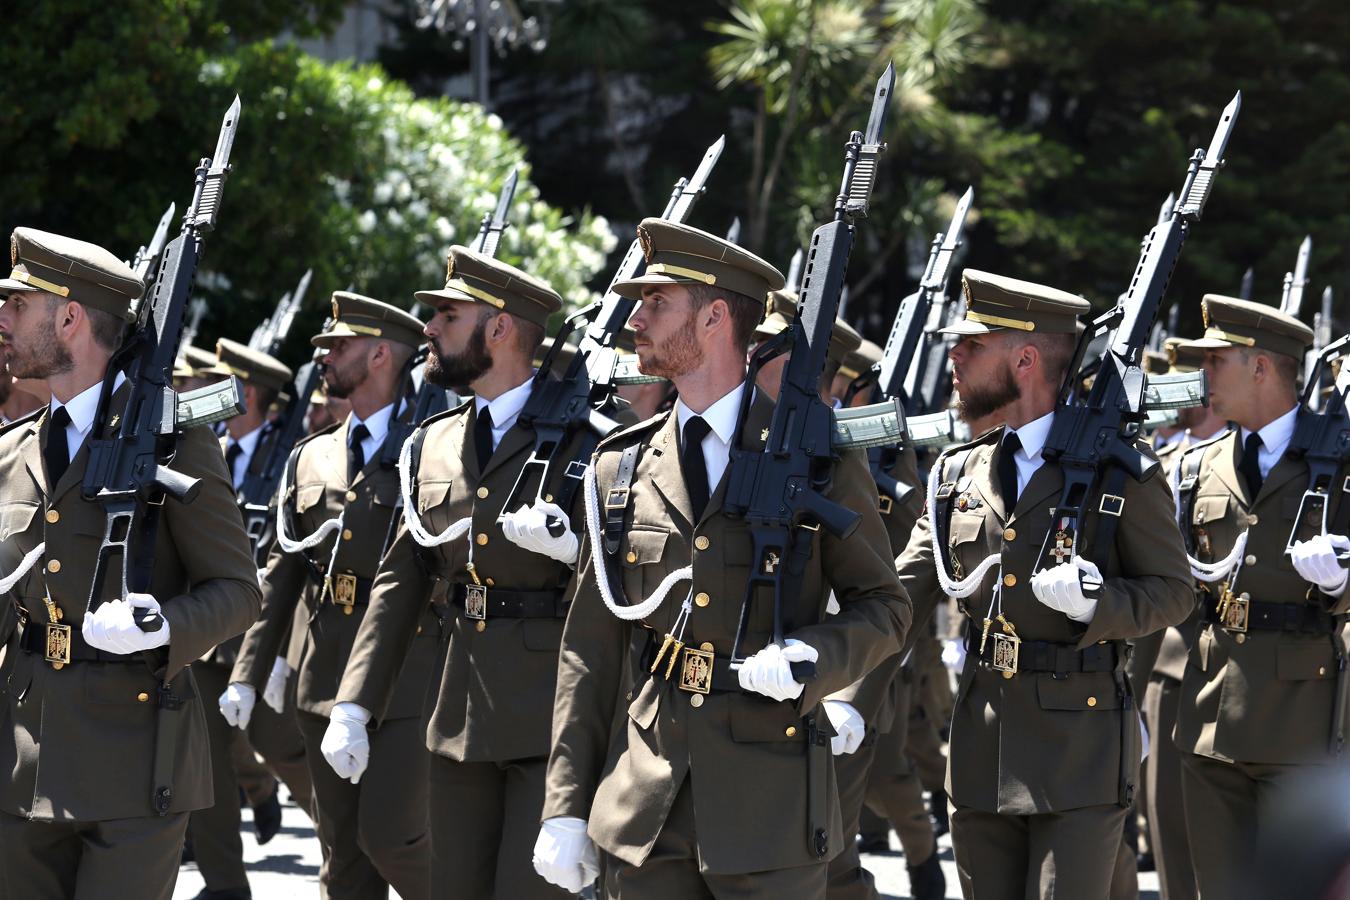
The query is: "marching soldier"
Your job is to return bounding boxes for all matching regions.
[0,228,261,899]
[220,293,433,900]
[894,271,1194,897]
[1171,295,1349,898]
[533,220,911,898]
[328,246,579,899]
[188,338,314,900]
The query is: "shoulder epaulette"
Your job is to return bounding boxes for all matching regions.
[292,420,342,453]
[1178,427,1231,467]
[596,409,668,453]
[941,423,1001,456]
[0,406,45,438]
[420,396,473,432]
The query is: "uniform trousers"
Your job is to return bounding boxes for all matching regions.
[602,777,828,900]
[296,710,430,900]
[1142,676,1195,900]
[0,809,188,900]
[950,803,1127,900]
[429,754,569,899]
[825,737,883,900]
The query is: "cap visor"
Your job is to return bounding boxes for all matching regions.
[938,319,998,337]
[413,287,477,306]
[611,272,690,302]
[311,322,363,348]
[1184,337,1234,350]
[0,279,39,295]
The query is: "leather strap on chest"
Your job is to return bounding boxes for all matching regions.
[602,443,643,559]
[935,448,974,578]
[1176,445,1208,556]
[1085,466,1130,568]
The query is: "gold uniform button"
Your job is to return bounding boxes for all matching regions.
[1248,515,1259,525]
[694,536,710,551]
[45,509,59,524]
[785,726,797,738]
[1318,666,1327,676]
[1234,633,1246,644]
[626,551,638,563]
[1002,670,1014,680]
[475,620,486,633]
[625,691,633,701]
[485,578,495,587]
[476,487,490,499]
[1239,591,1251,600]
[342,529,353,540]
[137,692,150,703]
[690,694,704,708]
[1003,573,1017,587]
[1087,696,1097,707]
[694,592,711,608]
[345,490,357,502]
[699,642,714,652]
[1244,554,1256,566]
[476,533,489,546]
[47,560,60,574]
[417,625,423,635]
[1003,528,1016,542]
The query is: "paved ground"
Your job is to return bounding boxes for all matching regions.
[173,791,1162,899]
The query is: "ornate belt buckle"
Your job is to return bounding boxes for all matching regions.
[990,632,1020,675]
[677,647,714,695]
[464,583,488,621]
[1223,593,1250,633]
[45,623,71,669]
[333,573,358,616]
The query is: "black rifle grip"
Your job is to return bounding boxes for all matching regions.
[134,609,166,632]
[791,660,817,682]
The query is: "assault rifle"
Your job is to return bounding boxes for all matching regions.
[1280,235,1312,318]
[179,298,207,357]
[500,137,726,526]
[725,64,895,677]
[129,204,177,288]
[249,269,312,357]
[1305,286,1335,407]
[1036,92,1240,572]
[81,97,242,814]
[1146,194,1178,354]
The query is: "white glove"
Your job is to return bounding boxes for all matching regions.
[263,656,292,714]
[1031,558,1102,623]
[736,638,819,702]
[941,637,967,673]
[321,702,371,784]
[532,817,599,893]
[1290,534,1350,596]
[219,682,257,730]
[500,501,580,565]
[81,593,170,655]
[823,699,865,755]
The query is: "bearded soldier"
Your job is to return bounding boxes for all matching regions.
[0,228,261,899]
[220,294,434,900]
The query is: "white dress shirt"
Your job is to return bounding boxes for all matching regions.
[50,372,125,464]
[1238,405,1298,479]
[675,381,747,495]
[225,423,266,489]
[473,375,534,452]
[1003,410,1055,496]
[348,403,394,463]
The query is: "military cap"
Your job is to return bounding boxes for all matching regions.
[1189,294,1313,361]
[612,219,784,304]
[1164,336,1206,373]
[840,338,883,380]
[754,290,862,366]
[180,344,218,377]
[941,270,1089,336]
[200,338,293,392]
[0,227,143,321]
[415,245,561,329]
[313,291,425,350]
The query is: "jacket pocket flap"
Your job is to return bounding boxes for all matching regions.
[416,480,452,513]
[729,695,805,742]
[1036,673,1122,711]
[0,501,38,541]
[627,677,661,730]
[295,483,327,514]
[623,528,669,568]
[1193,495,1229,525]
[949,513,984,545]
[1276,641,1337,681]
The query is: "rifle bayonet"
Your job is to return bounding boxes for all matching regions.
[1239,266,1254,300]
[1280,234,1312,318]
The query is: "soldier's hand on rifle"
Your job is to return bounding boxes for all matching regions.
[500,501,580,565]
[941,638,967,673]
[737,639,820,702]
[219,682,257,730]
[321,702,372,784]
[1290,534,1350,596]
[823,700,865,755]
[263,656,292,714]
[81,594,170,655]
[533,817,599,893]
[1030,558,1102,623]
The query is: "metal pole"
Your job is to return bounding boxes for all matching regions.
[473,0,490,108]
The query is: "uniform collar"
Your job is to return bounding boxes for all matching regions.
[1006,408,1054,463]
[231,422,266,456]
[473,373,534,432]
[52,371,125,437]
[349,402,394,447]
[1239,404,1299,460]
[674,380,746,446]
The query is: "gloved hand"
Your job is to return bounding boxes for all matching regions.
[737,639,819,702]
[500,501,580,565]
[941,637,967,673]
[1290,534,1350,596]
[219,682,257,730]
[263,656,292,714]
[81,593,170,655]
[823,699,865,755]
[532,817,599,893]
[1030,558,1102,623]
[321,702,372,784]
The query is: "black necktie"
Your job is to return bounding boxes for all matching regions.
[225,440,244,487]
[682,416,712,520]
[997,430,1022,512]
[44,406,71,488]
[474,406,495,470]
[1239,432,1264,498]
[348,423,370,483]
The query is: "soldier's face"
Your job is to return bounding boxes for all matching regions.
[949,334,1019,423]
[322,336,372,399]
[424,299,493,391]
[0,292,74,380]
[1202,348,1249,421]
[631,285,703,379]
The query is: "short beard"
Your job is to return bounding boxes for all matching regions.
[637,310,703,379]
[324,352,369,399]
[8,306,73,380]
[425,318,492,393]
[957,362,1020,423]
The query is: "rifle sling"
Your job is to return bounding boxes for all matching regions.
[935,448,974,587]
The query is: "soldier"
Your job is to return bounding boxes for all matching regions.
[533,219,911,898]
[187,338,314,900]
[1170,295,1349,899]
[894,270,1194,897]
[0,228,261,899]
[219,293,433,900]
[324,246,577,899]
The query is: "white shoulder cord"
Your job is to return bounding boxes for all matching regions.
[925,455,1002,599]
[584,463,691,621]
[0,542,45,594]
[1171,458,1249,583]
[274,454,342,554]
[398,428,471,549]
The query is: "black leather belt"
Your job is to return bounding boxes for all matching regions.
[964,629,1120,675]
[1201,594,1338,634]
[449,583,566,619]
[638,632,743,694]
[17,618,144,665]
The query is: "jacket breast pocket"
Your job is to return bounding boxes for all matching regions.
[1192,494,1228,526]
[621,527,670,603]
[947,512,985,576]
[294,483,328,520]
[0,501,37,542]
